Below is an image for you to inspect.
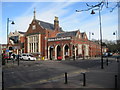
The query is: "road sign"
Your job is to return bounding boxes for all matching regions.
[6,50,9,52]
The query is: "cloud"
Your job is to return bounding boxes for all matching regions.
[14,16,32,32]
[1,0,118,2]
[11,2,76,32]
[1,2,118,44]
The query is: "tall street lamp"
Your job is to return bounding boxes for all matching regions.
[7,18,15,63]
[89,32,94,58]
[113,31,118,53]
[113,30,118,44]
[91,8,104,69]
[76,1,119,69]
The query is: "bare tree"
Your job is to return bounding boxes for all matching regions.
[76,0,120,12]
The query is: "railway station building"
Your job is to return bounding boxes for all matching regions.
[24,10,101,60]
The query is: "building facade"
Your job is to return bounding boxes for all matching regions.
[8,31,25,54]
[47,31,101,60]
[23,10,101,60]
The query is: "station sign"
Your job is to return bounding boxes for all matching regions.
[48,37,71,42]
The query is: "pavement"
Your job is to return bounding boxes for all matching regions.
[2,57,120,89]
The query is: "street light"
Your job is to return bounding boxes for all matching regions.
[7,18,15,63]
[91,8,104,69]
[113,31,118,54]
[113,31,117,44]
[89,32,94,58]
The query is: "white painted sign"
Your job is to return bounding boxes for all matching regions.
[48,37,71,41]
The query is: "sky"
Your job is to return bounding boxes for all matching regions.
[1,1,118,44]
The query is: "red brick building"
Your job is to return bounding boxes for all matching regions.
[8,31,25,54]
[47,30,101,60]
[24,9,101,60]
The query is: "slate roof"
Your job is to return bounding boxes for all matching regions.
[36,20,63,31]
[18,31,25,34]
[56,30,78,37]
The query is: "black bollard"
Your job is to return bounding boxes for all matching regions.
[7,58,8,63]
[106,57,108,66]
[2,58,5,65]
[64,72,68,84]
[81,72,86,86]
[116,57,119,62]
[2,53,6,65]
[2,71,4,90]
[115,75,118,89]
[13,59,14,64]
[18,55,19,66]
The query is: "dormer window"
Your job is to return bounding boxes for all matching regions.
[32,25,36,30]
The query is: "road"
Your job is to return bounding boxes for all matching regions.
[2,58,118,88]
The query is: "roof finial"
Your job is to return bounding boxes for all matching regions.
[33,8,36,20]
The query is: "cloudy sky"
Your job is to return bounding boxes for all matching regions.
[1,1,118,44]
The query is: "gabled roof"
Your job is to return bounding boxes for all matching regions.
[36,20,63,31]
[18,31,25,34]
[56,30,78,37]
[81,32,85,38]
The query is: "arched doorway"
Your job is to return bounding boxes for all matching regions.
[82,45,86,59]
[65,45,69,56]
[63,44,69,60]
[72,45,75,60]
[55,45,61,60]
[48,46,54,60]
[57,45,61,58]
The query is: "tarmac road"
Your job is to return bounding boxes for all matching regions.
[2,58,118,88]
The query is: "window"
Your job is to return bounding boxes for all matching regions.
[32,25,36,30]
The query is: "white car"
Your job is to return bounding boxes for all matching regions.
[20,54,36,61]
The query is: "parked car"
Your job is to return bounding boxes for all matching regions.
[20,53,36,61]
[103,52,113,57]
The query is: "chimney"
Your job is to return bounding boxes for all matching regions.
[54,16,59,31]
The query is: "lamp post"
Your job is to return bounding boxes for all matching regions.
[91,8,104,69]
[76,1,119,69]
[113,31,117,44]
[89,32,94,58]
[113,31,118,54]
[6,18,15,63]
